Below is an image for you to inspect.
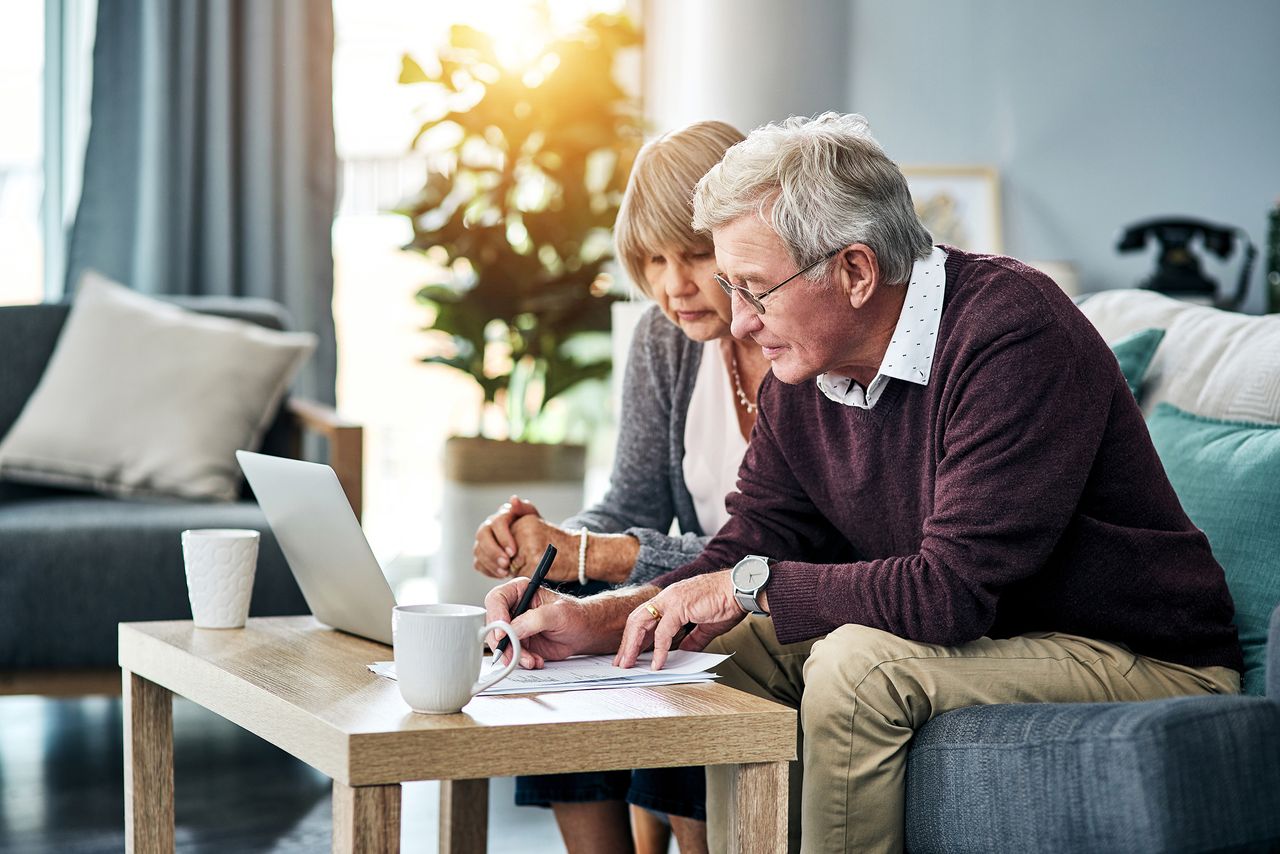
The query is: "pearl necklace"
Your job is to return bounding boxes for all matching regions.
[729,347,758,414]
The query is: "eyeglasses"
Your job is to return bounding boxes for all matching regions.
[713,248,841,314]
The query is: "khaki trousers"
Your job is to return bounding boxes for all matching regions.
[705,617,1239,854]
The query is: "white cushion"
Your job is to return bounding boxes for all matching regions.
[1080,289,1280,425]
[0,272,316,500]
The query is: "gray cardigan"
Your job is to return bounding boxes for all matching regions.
[563,305,711,585]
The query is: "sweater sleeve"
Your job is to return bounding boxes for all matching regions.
[657,322,1111,647]
[561,308,712,584]
[622,528,711,585]
[763,322,1109,645]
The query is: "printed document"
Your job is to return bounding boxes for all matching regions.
[368,649,729,696]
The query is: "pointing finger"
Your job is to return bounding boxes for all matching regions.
[650,609,685,671]
[614,603,658,668]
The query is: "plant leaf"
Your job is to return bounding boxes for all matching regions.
[542,356,612,407]
[398,54,432,85]
[396,12,644,434]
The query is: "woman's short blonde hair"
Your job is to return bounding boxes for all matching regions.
[614,121,746,295]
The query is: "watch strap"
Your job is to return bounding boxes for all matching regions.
[734,588,764,616]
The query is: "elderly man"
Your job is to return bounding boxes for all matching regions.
[485,113,1242,854]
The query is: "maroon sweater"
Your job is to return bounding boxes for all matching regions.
[657,248,1242,672]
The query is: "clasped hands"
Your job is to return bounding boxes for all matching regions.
[484,568,751,672]
[473,495,580,583]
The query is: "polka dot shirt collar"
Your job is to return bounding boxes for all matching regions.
[816,246,948,410]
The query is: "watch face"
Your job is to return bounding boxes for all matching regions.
[733,557,768,591]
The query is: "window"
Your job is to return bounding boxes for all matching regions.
[330,0,631,596]
[0,4,45,305]
[0,0,94,306]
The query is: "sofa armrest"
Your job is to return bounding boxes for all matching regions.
[906,696,1280,853]
[285,397,363,521]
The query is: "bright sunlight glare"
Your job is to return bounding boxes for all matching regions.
[452,0,625,70]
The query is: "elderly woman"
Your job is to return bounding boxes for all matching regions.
[471,120,760,854]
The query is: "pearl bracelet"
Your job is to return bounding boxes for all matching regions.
[578,526,589,586]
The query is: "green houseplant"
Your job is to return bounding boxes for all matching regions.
[397,12,643,606]
[397,13,642,442]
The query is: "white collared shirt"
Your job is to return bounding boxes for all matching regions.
[816,245,948,409]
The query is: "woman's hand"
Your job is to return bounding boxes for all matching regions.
[472,495,541,578]
[510,516,581,582]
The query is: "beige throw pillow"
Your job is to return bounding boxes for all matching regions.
[0,272,316,501]
[1080,288,1280,424]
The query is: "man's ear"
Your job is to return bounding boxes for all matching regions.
[838,244,880,309]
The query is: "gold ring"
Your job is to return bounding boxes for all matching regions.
[644,603,662,620]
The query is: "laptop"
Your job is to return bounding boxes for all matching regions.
[236,450,397,645]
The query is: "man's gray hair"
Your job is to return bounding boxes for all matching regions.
[692,112,933,286]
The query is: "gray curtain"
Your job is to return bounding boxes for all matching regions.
[67,0,338,404]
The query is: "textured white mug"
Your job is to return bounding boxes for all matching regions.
[181,529,260,629]
[393,604,520,714]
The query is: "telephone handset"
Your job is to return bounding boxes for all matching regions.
[1115,217,1256,311]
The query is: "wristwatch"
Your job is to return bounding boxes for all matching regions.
[731,555,772,616]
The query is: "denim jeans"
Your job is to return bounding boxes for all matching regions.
[515,765,707,821]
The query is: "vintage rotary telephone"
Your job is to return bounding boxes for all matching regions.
[1116,218,1256,311]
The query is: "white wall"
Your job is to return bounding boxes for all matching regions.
[640,1,1280,311]
[643,0,849,139]
[847,0,1280,310]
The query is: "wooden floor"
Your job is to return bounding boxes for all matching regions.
[0,695,564,852]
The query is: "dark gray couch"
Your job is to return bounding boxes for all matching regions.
[0,298,360,689]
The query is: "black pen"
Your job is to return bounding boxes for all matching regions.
[490,543,557,670]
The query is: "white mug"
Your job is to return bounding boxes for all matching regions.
[181,529,260,629]
[392,604,520,714]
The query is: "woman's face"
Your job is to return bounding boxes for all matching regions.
[642,244,734,341]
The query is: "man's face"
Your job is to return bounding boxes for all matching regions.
[714,215,860,384]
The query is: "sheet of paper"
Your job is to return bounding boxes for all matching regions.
[485,650,729,682]
[481,674,719,696]
[367,649,730,696]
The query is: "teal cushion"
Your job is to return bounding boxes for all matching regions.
[1110,327,1165,398]
[1147,403,1280,694]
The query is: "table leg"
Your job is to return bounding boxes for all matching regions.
[123,668,174,854]
[728,761,788,853]
[439,778,489,854]
[333,781,401,853]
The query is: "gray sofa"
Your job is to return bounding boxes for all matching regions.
[904,290,1280,852]
[906,606,1280,852]
[0,297,361,693]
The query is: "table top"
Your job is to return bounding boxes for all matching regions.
[119,617,796,786]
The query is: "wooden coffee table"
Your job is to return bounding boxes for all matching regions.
[118,617,795,853]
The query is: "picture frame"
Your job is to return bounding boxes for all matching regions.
[900,165,1003,255]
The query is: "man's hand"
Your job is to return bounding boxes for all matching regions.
[473,495,541,578]
[614,570,748,671]
[509,516,580,582]
[484,579,649,669]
